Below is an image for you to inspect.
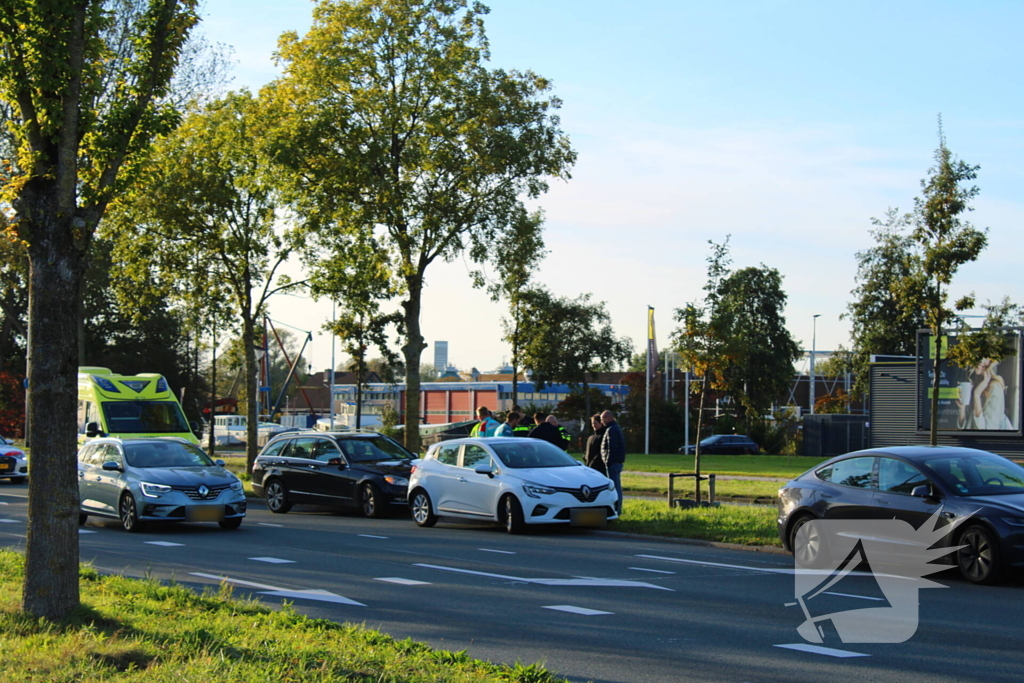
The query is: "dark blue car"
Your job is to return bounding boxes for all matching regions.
[778,446,1024,584]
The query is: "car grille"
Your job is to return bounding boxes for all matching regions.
[175,483,231,501]
[550,484,610,503]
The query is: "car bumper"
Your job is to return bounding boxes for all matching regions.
[136,490,247,521]
[521,491,619,525]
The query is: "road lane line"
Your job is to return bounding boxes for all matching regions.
[145,541,184,547]
[823,591,886,601]
[479,548,516,554]
[248,557,295,564]
[0,519,19,524]
[358,534,388,539]
[543,605,613,616]
[628,567,676,574]
[78,530,97,534]
[636,554,794,574]
[376,577,431,585]
[258,523,283,527]
[774,643,869,658]
[414,563,673,591]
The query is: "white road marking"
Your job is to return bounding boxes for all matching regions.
[823,591,886,601]
[189,572,365,605]
[259,589,365,606]
[248,557,295,564]
[358,534,388,539]
[774,643,869,658]
[479,548,516,554]
[543,605,613,616]
[413,563,673,591]
[0,518,19,523]
[628,567,676,574]
[258,523,283,527]
[376,577,431,586]
[78,529,97,534]
[145,541,184,547]
[0,501,8,505]
[636,554,794,575]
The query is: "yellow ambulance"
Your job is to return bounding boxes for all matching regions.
[77,367,200,445]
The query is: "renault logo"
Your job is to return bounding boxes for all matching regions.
[580,485,591,499]
[198,484,209,497]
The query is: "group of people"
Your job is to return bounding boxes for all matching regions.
[469,405,625,514]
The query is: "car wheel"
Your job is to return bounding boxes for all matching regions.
[219,518,243,530]
[410,489,437,527]
[264,479,292,514]
[119,493,145,533]
[78,513,87,526]
[502,494,525,535]
[957,525,1002,585]
[789,514,827,568]
[361,483,385,519]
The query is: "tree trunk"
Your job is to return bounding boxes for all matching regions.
[929,326,943,447]
[243,313,259,472]
[401,278,427,454]
[208,326,217,456]
[21,183,84,620]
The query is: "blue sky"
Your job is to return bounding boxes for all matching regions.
[199,0,1024,372]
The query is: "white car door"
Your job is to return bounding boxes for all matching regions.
[455,444,500,517]
[429,443,466,515]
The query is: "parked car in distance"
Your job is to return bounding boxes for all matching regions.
[0,433,27,484]
[680,434,760,455]
[409,436,618,534]
[78,437,246,532]
[778,445,1024,584]
[251,431,415,517]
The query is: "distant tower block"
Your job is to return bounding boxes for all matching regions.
[434,341,448,371]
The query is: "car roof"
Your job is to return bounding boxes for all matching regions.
[430,436,523,448]
[270,430,385,440]
[827,445,1001,463]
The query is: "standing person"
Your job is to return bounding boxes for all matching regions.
[600,410,625,514]
[495,411,520,438]
[511,405,532,437]
[527,412,564,449]
[584,414,607,476]
[470,407,500,437]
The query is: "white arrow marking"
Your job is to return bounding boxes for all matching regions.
[258,522,283,528]
[78,529,97,534]
[249,557,295,564]
[145,541,184,547]
[628,567,676,574]
[636,554,795,574]
[543,605,613,616]
[0,519,19,523]
[190,572,284,591]
[376,577,431,586]
[413,563,672,591]
[478,548,516,554]
[774,643,869,658]
[259,589,365,606]
[358,534,388,539]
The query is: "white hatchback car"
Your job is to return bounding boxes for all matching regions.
[409,436,618,533]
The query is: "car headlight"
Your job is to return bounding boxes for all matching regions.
[384,475,408,487]
[140,482,172,498]
[523,482,556,498]
[1000,517,1024,527]
[229,480,243,491]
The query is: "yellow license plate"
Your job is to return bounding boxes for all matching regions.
[570,507,607,527]
[0,463,11,472]
[186,505,224,522]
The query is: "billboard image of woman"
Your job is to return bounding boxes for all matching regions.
[956,358,1015,430]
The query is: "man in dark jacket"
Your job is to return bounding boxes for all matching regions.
[600,410,626,513]
[527,413,566,450]
[584,414,607,476]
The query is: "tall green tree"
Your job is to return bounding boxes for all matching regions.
[518,288,632,427]
[107,91,294,470]
[905,125,988,446]
[0,0,197,619]
[845,208,926,394]
[268,0,575,452]
[715,265,801,421]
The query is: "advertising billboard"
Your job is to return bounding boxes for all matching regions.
[917,329,1021,434]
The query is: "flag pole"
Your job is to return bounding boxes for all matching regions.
[645,306,654,455]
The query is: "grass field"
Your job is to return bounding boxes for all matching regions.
[622,453,828,478]
[614,499,782,546]
[621,473,782,503]
[0,551,564,683]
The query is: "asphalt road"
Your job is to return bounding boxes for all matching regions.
[1,481,1022,683]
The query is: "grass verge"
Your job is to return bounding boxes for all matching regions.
[0,550,564,683]
[621,473,782,503]
[613,499,782,547]
[623,453,827,479]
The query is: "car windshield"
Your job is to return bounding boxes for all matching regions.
[338,436,413,463]
[491,440,579,468]
[701,435,724,445]
[922,453,1024,497]
[124,441,214,468]
[101,401,190,434]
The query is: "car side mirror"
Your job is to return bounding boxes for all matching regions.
[328,457,345,469]
[101,461,122,472]
[214,459,225,467]
[911,484,938,499]
[85,422,104,438]
[474,465,495,478]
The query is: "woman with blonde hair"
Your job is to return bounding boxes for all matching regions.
[957,359,1014,430]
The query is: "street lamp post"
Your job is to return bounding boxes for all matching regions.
[810,314,822,415]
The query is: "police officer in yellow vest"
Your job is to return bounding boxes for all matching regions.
[470,407,500,437]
